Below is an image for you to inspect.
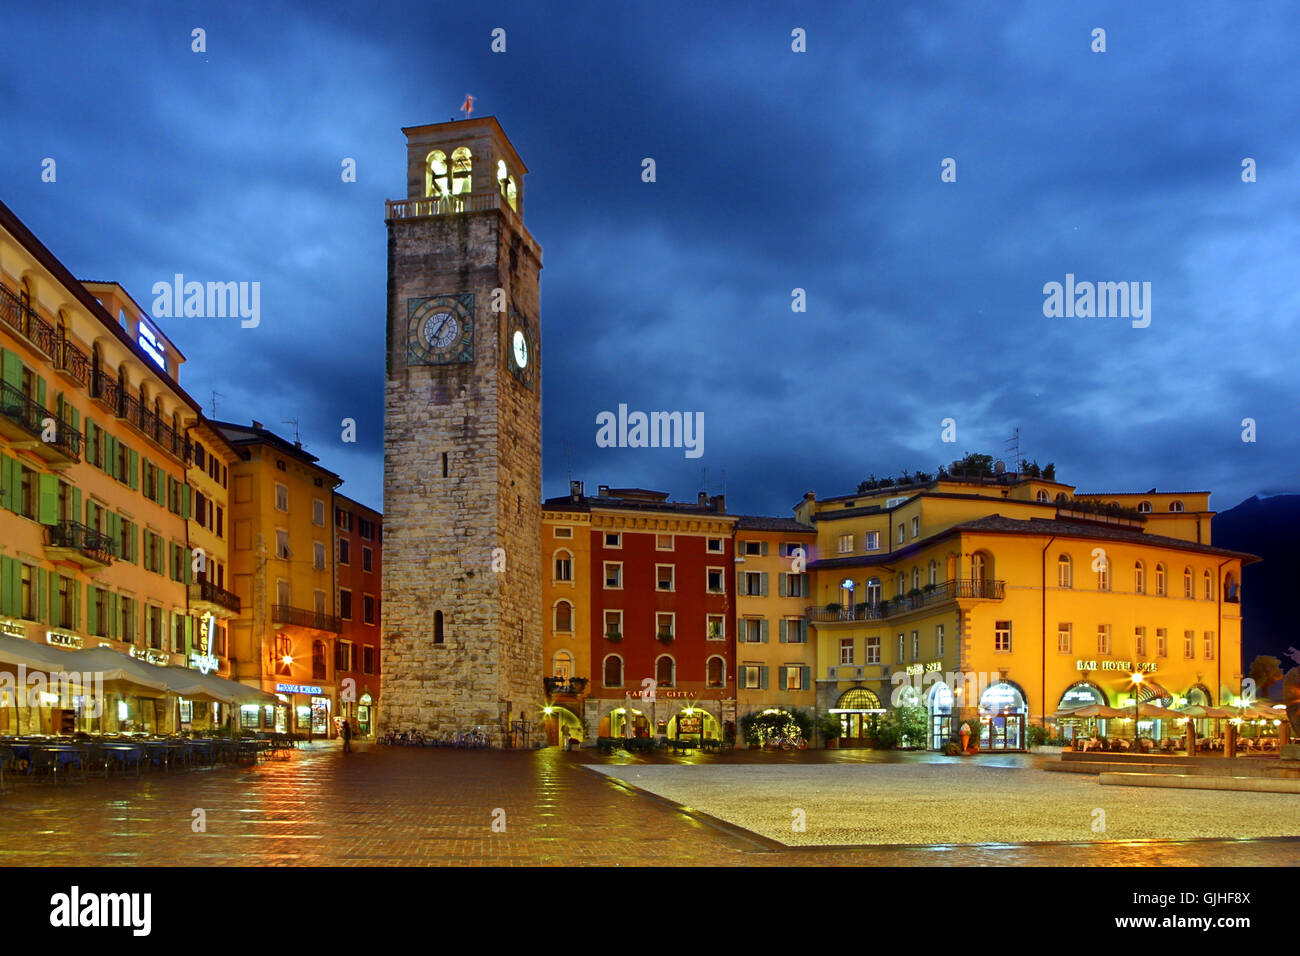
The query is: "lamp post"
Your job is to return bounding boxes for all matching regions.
[1130,671,1144,745]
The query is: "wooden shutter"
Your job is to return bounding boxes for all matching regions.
[779,619,788,643]
[759,619,769,643]
[38,473,58,525]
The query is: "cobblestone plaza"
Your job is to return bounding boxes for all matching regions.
[0,745,1294,867]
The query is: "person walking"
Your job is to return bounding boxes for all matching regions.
[341,718,353,754]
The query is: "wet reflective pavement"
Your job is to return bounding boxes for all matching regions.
[0,744,1293,866]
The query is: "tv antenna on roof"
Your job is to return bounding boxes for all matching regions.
[1004,427,1022,474]
[210,390,222,418]
[282,418,301,445]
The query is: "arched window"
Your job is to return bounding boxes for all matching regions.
[928,560,938,587]
[91,343,102,395]
[19,278,32,311]
[1169,500,1185,512]
[1183,567,1194,598]
[656,655,675,687]
[1096,554,1109,591]
[553,550,572,582]
[554,600,573,632]
[910,567,920,591]
[1202,570,1213,600]
[1055,493,1068,504]
[1224,572,1239,602]
[1138,500,1152,513]
[865,577,882,605]
[603,654,623,687]
[551,651,573,679]
[433,610,444,644]
[451,147,472,195]
[1155,564,1167,596]
[117,364,128,414]
[312,640,327,680]
[971,552,986,582]
[497,159,518,211]
[706,656,725,688]
[1134,561,1145,594]
[895,574,905,598]
[1036,490,1049,503]
[1057,554,1072,589]
[426,150,449,198]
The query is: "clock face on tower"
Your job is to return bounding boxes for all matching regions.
[507,307,535,389]
[406,293,474,366]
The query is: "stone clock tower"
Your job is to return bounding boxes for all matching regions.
[381,117,543,745]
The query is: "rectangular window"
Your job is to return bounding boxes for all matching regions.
[864,531,880,551]
[656,565,674,591]
[994,620,1012,652]
[313,499,325,526]
[313,541,326,571]
[339,538,350,565]
[604,533,621,548]
[897,523,905,544]
[839,638,855,665]
[911,630,919,660]
[1097,623,1111,655]
[864,635,881,664]
[785,619,807,643]
[120,597,136,644]
[743,540,762,556]
[362,547,373,573]
[1135,626,1147,658]
[897,633,905,662]
[785,573,808,597]
[1182,629,1194,659]
[935,624,945,657]
[339,589,352,620]
[1155,628,1167,658]
[706,537,723,553]
[741,665,761,690]
[706,567,724,592]
[275,483,288,512]
[784,667,803,691]
[276,529,290,559]
[655,613,674,640]
[19,565,34,620]
[740,619,762,643]
[603,562,622,589]
[1203,631,1215,660]
[655,534,673,551]
[741,571,763,595]
[838,534,853,554]
[553,526,573,538]
[911,516,920,538]
[358,517,374,540]
[1058,622,1073,654]
[706,614,725,640]
[363,595,376,625]
[604,610,622,639]
[363,645,375,675]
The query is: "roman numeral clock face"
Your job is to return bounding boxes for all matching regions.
[406,293,474,365]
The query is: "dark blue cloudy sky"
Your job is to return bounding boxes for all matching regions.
[3,0,1297,516]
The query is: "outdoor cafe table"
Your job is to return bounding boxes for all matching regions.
[98,742,144,775]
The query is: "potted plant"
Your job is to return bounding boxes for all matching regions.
[818,714,842,748]
[605,631,622,642]
[825,602,841,614]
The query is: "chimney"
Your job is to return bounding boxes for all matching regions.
[698,491,708,506]
[598,485,610,497]
[252,420,263,429]
[569,480,584,502]
[710,494,726,514]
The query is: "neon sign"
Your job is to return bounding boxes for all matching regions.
[137,320,167,370]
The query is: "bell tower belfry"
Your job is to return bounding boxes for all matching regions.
[380,117,543,745]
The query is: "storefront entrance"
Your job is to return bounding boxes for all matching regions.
[979,681,1027,751]
[927,682,953,750]
[833,687,884,747]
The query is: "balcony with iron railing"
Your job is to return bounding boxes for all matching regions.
[189,578,242,616]
[0,379,81,464]
[46,519,116,567]
[806,578,1005,623]
[271,604,341,633]
[0,282,57,358]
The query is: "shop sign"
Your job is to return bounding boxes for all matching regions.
[46,631,83,649]
[905,661,944,676]
[1061,685,1103,706]
[131,647,172,666]
[0,619,27,639]
[191,653,220,674]
[276,683,323,695]
[1076,659,1158,673]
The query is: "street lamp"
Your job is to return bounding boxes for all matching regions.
[1130,671,1144,744]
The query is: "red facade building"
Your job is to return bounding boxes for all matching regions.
[333,493,382,736]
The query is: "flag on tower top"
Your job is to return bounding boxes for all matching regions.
[460,94,475,118]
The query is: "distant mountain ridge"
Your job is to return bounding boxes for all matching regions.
[1212,495,1300,686]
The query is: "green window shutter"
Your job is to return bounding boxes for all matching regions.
[36,374,46,408]
[778,573,788,597]
[46,571,55,623]
[184,548,193,585]
[1,556,15,617]
[70,405,79,432]
[1,349,21,390]
[129,449,139,490]
[1,455,15,513]
[736,571,745,596]
[85,420,96,465]
[37,472,58,525]
[759,572,769,597]
[104,434,116,479]
[182,483,191,519]
[165,474,172,509]
[72,487,82,526]
[759,619,769,643]
[779,618,788,643]
[759,666,769,690]
[760,541,769,556]
[800,665,811,688]
[130,522,139,563]
[73,580,82,629]
[87,585,99,635]
[34,567,43,623]
[184,614,193,654]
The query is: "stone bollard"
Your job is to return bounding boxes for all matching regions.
[1185,722,1196,756]
[1225,723,1237,758]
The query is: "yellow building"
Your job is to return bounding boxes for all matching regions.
[798,468,1256,750]
[0,201,210,733]
[217,421,343,737]
[734,517,817,729]
[184,421,241,687]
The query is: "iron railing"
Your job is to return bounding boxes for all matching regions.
[0,380,80,458]
[271,604,341,633]
[806,578,1005,622]
[48,520,116,562]
[190,579,242,614]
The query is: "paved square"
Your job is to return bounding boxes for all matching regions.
[585,761,1300,846]
[0,744,1295,866]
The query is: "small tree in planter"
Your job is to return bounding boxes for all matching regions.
[818,713,842,748]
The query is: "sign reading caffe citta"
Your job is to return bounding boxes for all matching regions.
[1076,659,1158,673]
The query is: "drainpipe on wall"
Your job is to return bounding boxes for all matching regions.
[1041,536,1056,730]
[1216,557,1229,702]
